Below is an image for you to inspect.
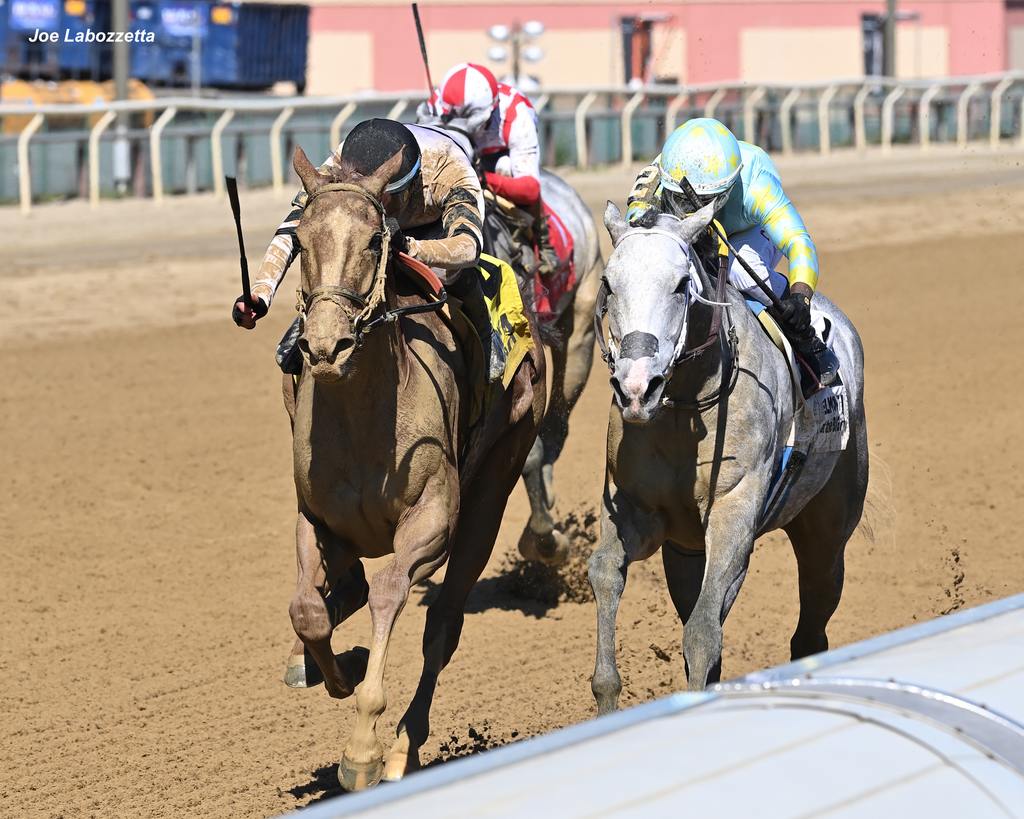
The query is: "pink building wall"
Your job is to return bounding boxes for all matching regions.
[309,1,1007,91]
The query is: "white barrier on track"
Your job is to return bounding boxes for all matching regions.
[285,592,1024,818]
[3,71,1024,213]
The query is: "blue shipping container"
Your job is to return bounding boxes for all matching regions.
[130,0,207,85]
[3,0,62,77]
[2,0,112,79]
[60,0,112,77]
[202,3,308,91]
[129,0,306,90]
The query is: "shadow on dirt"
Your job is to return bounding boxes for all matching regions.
[416,508,599,618]
[287,722,521,806]
[286,764,344,805]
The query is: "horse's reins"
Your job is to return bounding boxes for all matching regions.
[296,182,447,342]
[594,231,739,411]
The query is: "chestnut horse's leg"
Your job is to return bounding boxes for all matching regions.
[338,493,452,792]
[286,512,367,696]
[384,419,535,781]
[519,263,599,566]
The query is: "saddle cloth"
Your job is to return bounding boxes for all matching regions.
[477,253,535,389]
[534,203,576,318]
[745,299,851,455]
[485,189,576,320]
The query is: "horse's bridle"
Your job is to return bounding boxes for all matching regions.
[594,239,739,411]
[296,182,447,344]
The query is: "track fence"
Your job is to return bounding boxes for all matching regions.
[2,72,1023,213]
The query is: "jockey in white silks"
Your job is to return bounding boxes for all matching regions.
[627,118,839,385]
[418,62,561,278]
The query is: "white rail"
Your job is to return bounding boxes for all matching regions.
[3,71,1023,211]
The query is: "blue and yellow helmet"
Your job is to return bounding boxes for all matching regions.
[658,118,743,202]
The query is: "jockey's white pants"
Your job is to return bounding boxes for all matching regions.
[728,226,830,341]
[727,226,788,306]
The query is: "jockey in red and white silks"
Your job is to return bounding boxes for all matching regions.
[420,62,561,277]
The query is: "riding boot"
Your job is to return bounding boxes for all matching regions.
[786,322,840,388]
[276,316,304,375]
[533,205,561,279]
[448,271,506,383]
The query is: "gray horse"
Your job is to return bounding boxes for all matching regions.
[415,119,603,564]
[588,203,868,712]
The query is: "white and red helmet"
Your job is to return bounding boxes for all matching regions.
[431,62,499,133]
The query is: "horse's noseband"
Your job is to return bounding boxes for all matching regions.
[594,245,739,411]
[296,182,392,343]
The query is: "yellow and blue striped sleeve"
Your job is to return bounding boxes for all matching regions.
[745,167,819,291]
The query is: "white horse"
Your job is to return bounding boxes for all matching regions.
[589,203,869,710]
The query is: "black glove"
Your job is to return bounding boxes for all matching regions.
[628,206,659,229]
[232,294,268,326]
[386,217,408,255]
[773,291,812,335]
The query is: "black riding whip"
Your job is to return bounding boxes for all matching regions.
[411,3,435,95]
[680,177,785,311]
[224,176,252,307]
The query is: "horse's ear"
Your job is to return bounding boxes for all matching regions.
[604,201,628,246]
[293,146,325,195]
[364,147,406,197]
[672,200,717,245]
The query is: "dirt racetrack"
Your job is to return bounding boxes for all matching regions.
[2,147,1023,817]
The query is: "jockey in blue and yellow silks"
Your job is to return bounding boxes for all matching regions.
[627,118,838,384]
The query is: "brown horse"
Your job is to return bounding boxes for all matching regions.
[281,146,544,790]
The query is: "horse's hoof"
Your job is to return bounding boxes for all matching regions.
[338,755,384,792]
[518,530,541,562]
[283,654,323,689]
[382,749,419,782]
[536,529,570,567]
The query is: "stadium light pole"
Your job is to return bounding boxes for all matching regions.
[883,0,897,76]
[487,21,544,90]
[112,0,130,194]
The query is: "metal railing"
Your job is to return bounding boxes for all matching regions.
[2,71,1023,213]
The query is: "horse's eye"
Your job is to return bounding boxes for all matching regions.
[673,277,689,295]
[368,233,383,253]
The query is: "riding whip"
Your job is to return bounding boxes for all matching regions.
[411,3,435,95]
[224,176,253,307]
[679,177,785,311]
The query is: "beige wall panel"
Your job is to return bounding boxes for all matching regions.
[430,28,623,88]
[741,27,861,83]
[306,31,373,94]
[651,24,686,84]
[532,29,622,87]
[1012,27,1024,72]
[427,31,495,80]
[895,25,949,78]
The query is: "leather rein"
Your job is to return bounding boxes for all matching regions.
[594,246,739,412]
[296,182,447,343]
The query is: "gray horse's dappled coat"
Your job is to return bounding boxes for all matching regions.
[589,203,868,711]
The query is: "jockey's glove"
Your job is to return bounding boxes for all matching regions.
[774,291,812,335]
[232,294,268,326]
[627,204,659,229]
[386,217,409,255]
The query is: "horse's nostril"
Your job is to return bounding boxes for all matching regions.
[328,336,355,364]
[643,375,664,403]
[609,376,629,407]
[297,337,313,360]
